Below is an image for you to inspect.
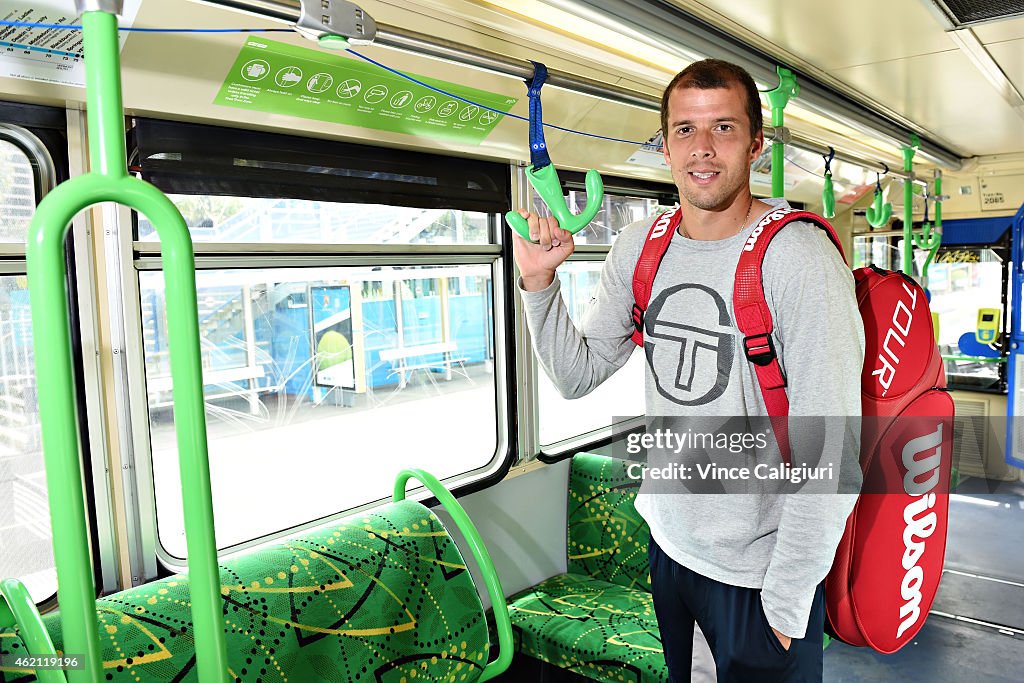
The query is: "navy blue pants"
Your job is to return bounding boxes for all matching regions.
[649,536,826,683]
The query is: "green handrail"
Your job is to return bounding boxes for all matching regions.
[0,579,66,683]
[766,66,798,198]
[25,10,227,683]
[393,470,513,682]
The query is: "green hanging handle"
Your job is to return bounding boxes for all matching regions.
[865,167,893,228]
[393,469,513,682]
[915,173,943,279]
[766,66,799,198]
[823,173,835,219]
[25,9,228,683]
[505,165,604,242]
[822,147,836,219]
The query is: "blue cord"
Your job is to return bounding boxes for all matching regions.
[345,48,646,145]
[0,20,291,32]
[0,19,647,146]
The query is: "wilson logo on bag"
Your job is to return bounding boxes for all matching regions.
[630,208,955,653]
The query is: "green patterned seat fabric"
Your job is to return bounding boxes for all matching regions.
[504,453,662,682]
[567,453,650,592]
[0,500,490,683]
[507,573,664,683]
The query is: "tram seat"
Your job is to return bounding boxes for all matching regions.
[0,498,500,682]
[506,452,666,683]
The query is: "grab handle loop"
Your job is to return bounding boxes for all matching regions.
[865,164,893,228]
[505,61,604,242]
[822,147,836,219]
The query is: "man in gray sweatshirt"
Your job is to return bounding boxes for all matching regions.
[512,59,864,682]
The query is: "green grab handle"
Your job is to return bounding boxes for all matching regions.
[916,174,943,279]
[25,10,228,683]
[864,188,892,228]
[394,470,513,682]
[0,579,67,683]
[505,164,603,242]
[822,172,836,219]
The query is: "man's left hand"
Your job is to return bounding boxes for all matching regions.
[772,627,792,651]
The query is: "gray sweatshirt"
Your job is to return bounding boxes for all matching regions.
[519,198,865,638]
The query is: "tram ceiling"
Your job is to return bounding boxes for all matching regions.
[653,0,1024,159]
[195,0,964,174]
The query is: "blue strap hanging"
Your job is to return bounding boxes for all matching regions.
[504,61,604,242]
[526,61,552,170]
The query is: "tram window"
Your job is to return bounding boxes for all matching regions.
[530,182,671,448]
[137,197,492,246]
[918,246,1006,391]
[0,276,51,601]
[140,265,496,555]
[531,191,672,246]
[853,234,899,270]
[130,120,509,558]
[0,141,35,242]
[0,142,55,601]
[537,262,645,448]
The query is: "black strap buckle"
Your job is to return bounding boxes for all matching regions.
[743,333,777,367]
[631,304,645,334]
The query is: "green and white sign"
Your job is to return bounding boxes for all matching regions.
[215,39,518,145]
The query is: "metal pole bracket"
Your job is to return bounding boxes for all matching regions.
[75,0,124,13]
[770,125,792,145]
[296,0,377,45]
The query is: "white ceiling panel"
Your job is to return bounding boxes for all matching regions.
[986,39,1024,95]
[834,49,1024,155]
[972,15,1024,43]
[681,0,957,70]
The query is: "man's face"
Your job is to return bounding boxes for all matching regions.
[662,83,763,212]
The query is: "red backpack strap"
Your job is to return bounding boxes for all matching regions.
[734,209,845,465]
[631,207,682,345]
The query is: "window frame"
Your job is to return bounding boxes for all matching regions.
[0,104,110,604]
[532,172,677,460]
[116,119,516,574]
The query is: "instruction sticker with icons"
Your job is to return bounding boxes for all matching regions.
[216,38,518,145]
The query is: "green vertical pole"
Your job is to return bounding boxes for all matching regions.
[771,105,785,198]
[25,9,228,682]
[902,136,919,275]
[765,67,799,198]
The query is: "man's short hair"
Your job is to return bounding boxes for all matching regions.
[660,59,763,140]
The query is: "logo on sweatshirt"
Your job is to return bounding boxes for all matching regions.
[645,283,734,405]
[896,424,943,640]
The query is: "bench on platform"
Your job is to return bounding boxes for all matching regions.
[378,341,469,388]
